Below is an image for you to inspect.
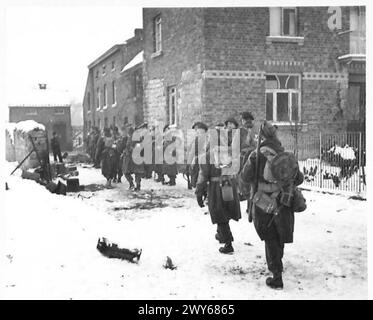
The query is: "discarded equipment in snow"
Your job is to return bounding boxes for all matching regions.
[96,237,142,263]
[163,256,177,270]
[10,133,51,182]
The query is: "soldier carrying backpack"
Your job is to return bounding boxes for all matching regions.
[239,121,306,289]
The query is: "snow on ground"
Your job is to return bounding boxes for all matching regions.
[328,145,356,160]
[0,161,368,299]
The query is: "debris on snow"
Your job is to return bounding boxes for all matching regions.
[163,256,177,270]
[96,237,142,263]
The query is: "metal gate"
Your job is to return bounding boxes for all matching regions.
[282,131,366,197]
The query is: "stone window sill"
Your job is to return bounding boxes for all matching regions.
[151,50,163,59]
[271,121,308,131]
[112,103,117,107]
[266,36,304,46]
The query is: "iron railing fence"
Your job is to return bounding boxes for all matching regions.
[281,131,366,196]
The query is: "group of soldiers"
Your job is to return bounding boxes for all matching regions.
[194,113,305,290]
[85,111,306,290]
[85,123,181,190]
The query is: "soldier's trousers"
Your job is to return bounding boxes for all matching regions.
[124,173,141,187]
[265,236,284,275]
[217,222,234,244]
[124,173,134,186]
[53,150,63,163]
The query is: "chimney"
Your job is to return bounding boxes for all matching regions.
[134,28,143,40]
[38,83,47,90]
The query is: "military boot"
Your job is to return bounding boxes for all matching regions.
[134,178,141,191]
[168,176,176,186]
[219,242,234,254]
[266,273,283,290]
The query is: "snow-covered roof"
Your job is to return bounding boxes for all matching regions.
[6,120,45,133]
[8,87,71,107]
[5,120,45,144]
[121,51,143,73]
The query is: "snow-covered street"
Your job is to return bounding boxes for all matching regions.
[0,162,368,300]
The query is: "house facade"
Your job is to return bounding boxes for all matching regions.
[142,7,366,138]
[8,85,73,151]
[82,29,143,139]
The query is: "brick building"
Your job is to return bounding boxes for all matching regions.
[142,7,366,138]
[8,84,73,150]
[82,29,143,138]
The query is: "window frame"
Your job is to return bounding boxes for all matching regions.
[111,80,117,107]
[168,85,177,126]
[54,108,65,115]
[96,88,101,110]
[349,6,366,54]
[265,73,302,123]
[103,84,108,109]
[281,7,298,37]
[153,15,162,53]
[26,108,37,115]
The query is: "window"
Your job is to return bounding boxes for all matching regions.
[96,88,100,110]
[96,70,99,79]
[265,74,301,122]
[104,117,108,128]
[26,109,37,115]
[168,86,177,125]
[282,8,297,36]
[112,81,116,106]
[269,7,298,36]
[113,116,116,127]
[153,15,162,53]
[88,120,91,130]
[98,118,101,129]
[102,65,106,75]
[350,6,366,54]
[134,72,141,97]
[111,61,115,71]
[54,108,65,115]
[103,84,107,108]
[87,92,91,111]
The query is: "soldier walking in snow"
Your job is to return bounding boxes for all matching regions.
[122,123,147,191]
[186,122,208,189]
[239,111,256,171]
[94,129,105,168]
[195,117,241,254]
[162,125,178,186]
[113,126,127,183]
[101,127,118,187]
[239,121,305,289]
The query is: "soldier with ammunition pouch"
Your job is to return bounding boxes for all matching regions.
[239,121,306,289]
[195,117,242,254]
